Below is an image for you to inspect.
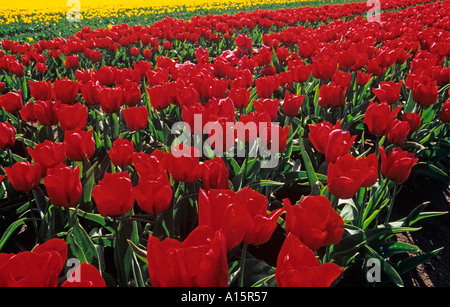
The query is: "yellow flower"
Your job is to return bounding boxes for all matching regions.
[28,37,33,42]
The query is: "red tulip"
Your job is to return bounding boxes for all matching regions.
[29,80,52,101]
[0,238,68,287]
[121,80,141,107]
[379,146,418,183]
[253,98,280,121]
[237,187,283,246]
[440,99,450,123]
[80,80,101,105]
[132,150,166,178]
[147,225,228,287]
[201,157,229,190]
[0,91,22,113]
[147,84,171,110]
[94,66,116,86]
[20,101,36,122]
[43,164,82,208]
[311,56,337,81]
[109,137,134,168]
[198,188,248,251]
[373,81,402,105]
[65,55,80,70]
[288,62,311,83]
[55,102,87,131]
[356,71,373,85]
[133,170,173,215]
[27,140,66,176]
[275,232,343,287]
[308,120,341,153]
[98,86,124,113]
[164,144,203,182]
[327,154,370,199]
[34,100,59,126]
[5,162,41,192]
[283,91,304,117]
[0,122,15,149]
[283,196,344,250]
[318,83,346,108]
[260,123,290,153]
[122,106,148,131]
[323,128,356,164]
[401,112,421,133]
[364,101,401,136]
[356,153,379,188]
[62,262,106,287]
[228,87,250,109]
[52,78,79,105]
[64,128,95,161]
[388,119,411,146]
[412,79,438,107]
[92,172,134,217]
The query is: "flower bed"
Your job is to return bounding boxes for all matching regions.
[0,0,448,287]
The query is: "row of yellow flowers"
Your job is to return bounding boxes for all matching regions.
[0,0,323,25]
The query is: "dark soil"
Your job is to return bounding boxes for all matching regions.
[391,177,450,287]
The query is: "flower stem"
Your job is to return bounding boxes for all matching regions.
[239,242,248,287]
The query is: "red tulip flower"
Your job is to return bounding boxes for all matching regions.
[237,187,283,246]
[0,238,68,287]
[327,154,372,199]
[401,112,421,133]
[198,189,248,251]
[62,262,106,287]
[92,172,135,217]
[318,83,346,108]
[440,99,450,123]
[52,78,79,105]
[283,91,304,117]
[164,144,203,182]
[109,137,134,168]
[0,122,15,149]
[323,128,356,164]
[133,170,173,215]
[253,98,280,121]
[122,106,148,131]
[65,55,80,70]
[379,146,418,183]
[64,128,95,161]
[275,232,343,287]
[147,84,171,110]
[356,71,373,85]
[27,140,66,176]
[80,80,101,105]
[201,157,230,190]
[34,100,59,126]
[373,81,402,105]
[412,79,438,107]
[228,87,250,109]
[99,86,124,114]
[283,196,344,250]
[0,91,22,113]
[29,80,52,101]
[388,119,411,146]
[147,225,228,287]
[356,153,379,188]
[5,162,41,192]
[311,56,337,81]
[43,164,82,208]
[364,101,402,136]
[308,120,341,153]
[55,102,88,131]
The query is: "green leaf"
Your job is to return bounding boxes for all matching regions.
[369,241,421,259]
[0,217,28,252]
[392,247,443,276]
[365,245,404,287]
[298,135,319,191]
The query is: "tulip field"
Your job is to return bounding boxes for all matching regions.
[0,0,449,289]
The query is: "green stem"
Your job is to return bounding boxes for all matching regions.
[239,242,248,287]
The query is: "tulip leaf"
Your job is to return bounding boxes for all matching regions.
[298,135,319,191]
[67,220,99,266]
[364,245,404,287]
[369,241,421,259]
[392,247,443,277]
[0,217,28,252]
